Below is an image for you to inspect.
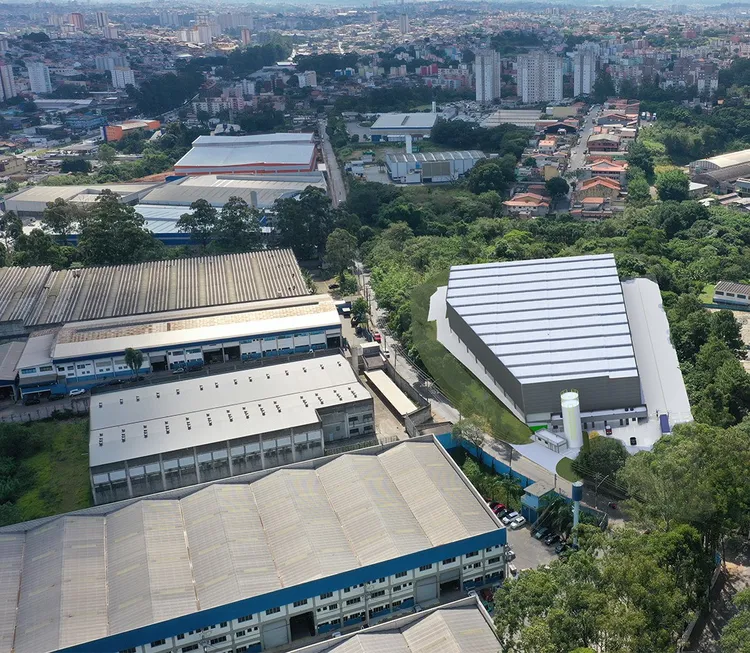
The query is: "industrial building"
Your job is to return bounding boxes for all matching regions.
[101,119,161,142]
[173,133,317,176]
[430,254,691,447]
[89,354,374,503]
[1,182,161,217]
[290,596,500,653]
[689,147,750,192]
[385,151,486,184]
[0,438,506,653]
[0,249,306,337]
[17,292,342,398]
[370,113,437,138]
[713,280,750,307]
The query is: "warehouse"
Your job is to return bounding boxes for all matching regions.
[290,596,500,652]
[173,133,317,176]
[689,146,750,174]
[89,354,374,503]
[713,280,750,307]
[0,249,306,337]
[433,254,644,422]
[370,112,437,138]
[385,151,486,184]
[1,182,161,217]
[0,438,506,653]
[17,293,342,397]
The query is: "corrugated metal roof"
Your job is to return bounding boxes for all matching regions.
[0,250,306,329]
[715,280,750,296]
[291,602,499,653]
[446,254,639,385]
[370,113,438,130]
[0,441,500,653]
[89,355,368,467]
[385,151,485,164]
[0,341,25,381]
[175,134,316,170]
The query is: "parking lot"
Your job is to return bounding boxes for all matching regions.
[506,525,557,571]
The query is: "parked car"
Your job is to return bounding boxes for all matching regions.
[491,503,506,515]
[48,393,65,401]
[497,509,511,520]
[544,533,561,546]
[171,367,186,374]
[372,332,382,343]
[507,563,518,577]
[510,516,527,530]
[328,283,340,290]
[501,511,519,526]
[23,395,40,405]
[505,548,516,561]
[69,388,86,397]
[605,425,613,435]
[555,542,568,555]
[534,527,550,541]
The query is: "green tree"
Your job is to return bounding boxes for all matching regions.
[60,158,91,174]
[592,70,616,103]
[351,297,369,326]
[626,141,656,182]
[13,229,65,267]
[177,199,218,249]
[324,228,357,274]
[545,176,569,200]
[213,196,261,252]
[77,190,161,265]
[721,588,750,653]
[656,169,690,202]
[453,418,486,457]
[123,348,144,379]
[97,143,117,164]
[41,198,84,241]
[0,210,22,248]
[576,436,629,479]
[274,187,334,259]
[627,172,652,207]
[3,181,19,194]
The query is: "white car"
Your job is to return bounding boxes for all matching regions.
[501,511,519,525]
[509,516,527,530]
[69,388,86,397]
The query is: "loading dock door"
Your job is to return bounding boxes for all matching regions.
[262,620,289,649]
[415,577,437,604]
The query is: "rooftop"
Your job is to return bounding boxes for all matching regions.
[138,173,326,209]
[89,354,367,467]
[370,113,438,130]
[3,182,160,207]
[715,280,750,296]
[291,597,499,653]
[446,254,639,385]
[0,440,500,653]
[691,147,750,170]
[0,250,306,329]
[51,294,339,361]
[386,150,485,163]
[175,133,316,170]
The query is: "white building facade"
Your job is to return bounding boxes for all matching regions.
[111,67,135,89]
[517,51,563,104]
[26,62,52,94]
[573,49,597,97]
[475,49,501,104]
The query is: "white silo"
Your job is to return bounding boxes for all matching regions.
[561,391,583,449]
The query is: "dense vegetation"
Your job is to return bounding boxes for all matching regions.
[0,419,90,527]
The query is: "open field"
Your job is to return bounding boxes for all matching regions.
[411,271,531,444]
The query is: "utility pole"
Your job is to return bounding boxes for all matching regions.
[594,474,610,512]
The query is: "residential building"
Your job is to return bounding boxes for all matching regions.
[587,133,621,152]
[0,63,16,101]
[95,54,127,71]
[102,25,118,39]
[95,10,109,27]
[576,176,621,200]
[0,438,507,653]
[474,49,501,104]
[241,27,252,45]
[582,159,628,185]
[517,51,563,104]
[502,192,550,217]
[26,62,52,94]
[110,67,135,89]
[573,49,596,97]
[102,119,161,142]
[69,12,84,30]
[297,70,317,88]
[0,156,25,176]
[399,12,409,34]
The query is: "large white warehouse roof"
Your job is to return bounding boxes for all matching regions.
[446,253,639,385]
[0,440,500,653]
[89,354,368,467]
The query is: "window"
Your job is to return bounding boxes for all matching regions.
[120,648,137,653]
[209,635,227,645]
[219,621,227,628]
[343,586,351,593]
[265,607,281,615]
[237,647,248,653]
[182,646,199,653]
[395,571,408,579]
[237,614,254,623]
[488,556,501,565]
[177,634,185,640]
[320,592,333,600]
[442,557,456,564]
[150,641,166,648]
[393,584,402,592]
[20,368,36,375]
[346,597,362,606]
[465,551,478,559]
[76,364,87,370]
[370,589,386,598]
[418,564,433,571]
[328,603,338,610]
[293,599,308,607]
[235,630,246,638]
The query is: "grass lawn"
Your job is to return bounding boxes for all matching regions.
[411,271,532,445]
[10,418,91,523]
[699,283,716,305]
[555,457,582,483]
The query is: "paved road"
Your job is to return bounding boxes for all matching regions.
[568,104,601,174]
[319,119,347,207]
